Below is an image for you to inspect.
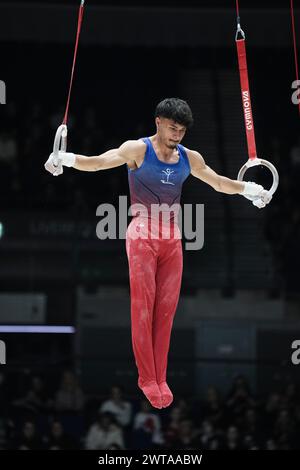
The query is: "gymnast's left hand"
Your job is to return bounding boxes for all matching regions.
[252,189,272,209]
[241,181,272,209]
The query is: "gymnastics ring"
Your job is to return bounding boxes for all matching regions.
[53,124,68,154]
[53,124,68,165]
[237,158,279,197]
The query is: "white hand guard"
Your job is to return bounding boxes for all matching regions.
[252,189,272,209]
[44,152,63,176]
[241,181,272,209]
[44,151,75,176]
[241,181,264,200]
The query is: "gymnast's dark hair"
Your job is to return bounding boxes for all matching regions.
[155,98,193,128]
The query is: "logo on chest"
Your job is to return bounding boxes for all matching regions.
[160,168,175,186]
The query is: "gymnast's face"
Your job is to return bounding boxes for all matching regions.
[156,117,186,149]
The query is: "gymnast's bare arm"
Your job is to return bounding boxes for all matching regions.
[44,139,146,176]
[73,140,146,171]
[186,148,245,195]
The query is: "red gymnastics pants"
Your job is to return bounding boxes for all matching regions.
[126,216,183,388]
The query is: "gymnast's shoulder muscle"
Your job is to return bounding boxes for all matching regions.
[119,139,146,168]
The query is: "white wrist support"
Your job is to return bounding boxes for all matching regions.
[59,151,76,167]
[241,181,263,197]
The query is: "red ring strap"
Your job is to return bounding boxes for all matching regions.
[62,2,85,125]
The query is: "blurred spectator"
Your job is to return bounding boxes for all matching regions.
[12,420,43,450]
[273,409,296,450]
[241,408,264,447]
[163,406,182,449]
[44,419,79,450]
[201,385,225,429]
[100,385,132,427]
[264,392,282,434]
[133,399,164,449]
[199,419,220,449]
[226,375,256,426]
[13,375,53,414]
[222,425,242,450]
[176,418,200,449]
[55,370,84,413]
[265,438,277,450]
[85,411,124,450]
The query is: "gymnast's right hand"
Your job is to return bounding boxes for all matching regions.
[44,151,75,176]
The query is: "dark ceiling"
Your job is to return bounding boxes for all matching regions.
[0,0,291,8]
